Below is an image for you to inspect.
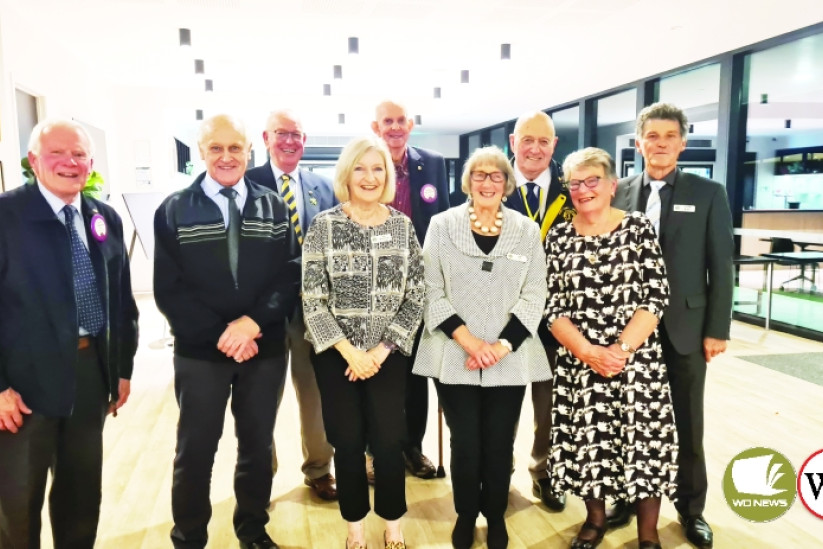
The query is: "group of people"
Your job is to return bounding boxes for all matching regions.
[0,99,733,549]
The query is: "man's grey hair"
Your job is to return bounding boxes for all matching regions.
[636,102,689,138]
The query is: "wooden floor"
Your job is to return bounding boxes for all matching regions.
[39,295,823,548]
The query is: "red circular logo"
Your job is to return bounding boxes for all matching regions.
[797,449,823,519]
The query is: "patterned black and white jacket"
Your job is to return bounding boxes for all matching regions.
[302,204,424,356]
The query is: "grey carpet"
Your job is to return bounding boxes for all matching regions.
[740,353,823,386]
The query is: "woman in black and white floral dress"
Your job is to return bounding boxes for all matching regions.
[545,148,677,549]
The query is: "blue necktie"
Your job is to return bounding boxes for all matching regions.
[219,187,241,286]
[63,205,105,336]
[525,182,540,218]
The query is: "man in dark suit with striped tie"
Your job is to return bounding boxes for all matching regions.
[245,110,339,501]
[0,118,138,548]
[506,111,575,512]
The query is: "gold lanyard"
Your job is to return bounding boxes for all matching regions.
[519,185,544,222]
[541,194,567,242]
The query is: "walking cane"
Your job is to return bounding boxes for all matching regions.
[436,405,446,478]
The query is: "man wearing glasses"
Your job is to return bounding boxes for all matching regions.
[507,111,575,512]
[371,100,450,480]
[246,110,338,501]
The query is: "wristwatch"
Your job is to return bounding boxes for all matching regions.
[617,338,636,353]
[498,339,513,353]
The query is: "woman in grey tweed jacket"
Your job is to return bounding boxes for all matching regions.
[413,146,550,549]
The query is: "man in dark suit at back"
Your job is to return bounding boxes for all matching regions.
[611,102,734,549]
[506,111,575,513]
[0,118,139,548]
[245,109,338,501]
[372,100,450,479]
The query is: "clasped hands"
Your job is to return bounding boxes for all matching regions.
[581,343,628,378]
[454,328,510,371]
[336,340,390,381]
[217,315,261,363]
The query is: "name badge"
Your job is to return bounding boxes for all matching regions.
[673,204,696,213]
[371,234,392,244]
[506,253,528,263]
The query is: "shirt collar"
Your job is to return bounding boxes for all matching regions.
[643,168,678,188]
[513,164,550,190]
[270,161,300,186]
[37,181,82,218]
[201,173,247,201]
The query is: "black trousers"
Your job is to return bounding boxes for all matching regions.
[661,326,708,517]
[0,342,108,549]
[404,327,428,455]
[170,354,285,549]
[435,381,526,521]
[312,349,407,522]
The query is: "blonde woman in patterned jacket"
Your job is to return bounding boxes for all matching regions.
[413,146,550,549]
[302,136,424,549]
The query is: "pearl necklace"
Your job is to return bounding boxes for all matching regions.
[468,206,503,234]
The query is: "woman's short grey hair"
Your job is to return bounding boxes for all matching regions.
[334,136,396,204]
[460,146,516,197]
[636,102,689,138]
[562,147,617,182]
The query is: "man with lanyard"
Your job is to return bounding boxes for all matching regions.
[371,100,450,480]
[506,110,575,512]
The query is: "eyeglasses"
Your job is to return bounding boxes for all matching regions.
[470,171,506,183]
[272,130,303,142]
[568,176,602,191]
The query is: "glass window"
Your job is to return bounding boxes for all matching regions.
[467,133,481,157]
[595,89,637,172]
[551,106,579,169]
[489,126,508,155]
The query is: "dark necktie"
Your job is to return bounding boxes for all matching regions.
[62,205,105,336]
[280,175,303,245]
[219,187,241,286]
[646,180,665,238]
[525,182,541,218]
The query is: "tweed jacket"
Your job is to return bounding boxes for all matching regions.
[412,204,551,386]
[302,205,425,356]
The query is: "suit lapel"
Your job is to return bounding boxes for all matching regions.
[663,170,694,248]
[627,174,643,211]
[299,169,321,224]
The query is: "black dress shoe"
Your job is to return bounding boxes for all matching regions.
[404,450,436,479]
[680,515,713,548]
[239,532,279,549]
[452,514,476,549]
[487,518,508,549]
[531,478,566,511]
[570,521,606,549]
[638,542,662,549]
[605,499,635,528]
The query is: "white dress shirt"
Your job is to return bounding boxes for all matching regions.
[200,175,248,228]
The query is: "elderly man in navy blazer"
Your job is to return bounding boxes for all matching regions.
[0,118,138,548]
[245,109,339,501]
[371,100,450,480]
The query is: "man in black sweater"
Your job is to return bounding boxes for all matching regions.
[154,114,300,549]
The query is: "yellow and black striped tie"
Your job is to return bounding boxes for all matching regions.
[280,175,303,245]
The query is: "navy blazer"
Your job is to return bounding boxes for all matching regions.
[405,146,450,243]
[245,163,337,234]
[0,183,139,417]
[504,158,575,241]
[613,170,734,355]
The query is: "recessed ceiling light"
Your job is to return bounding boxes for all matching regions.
[414,115,422,125]
[179,28,191,47]
[501,43,511,60]
[761,93,769,104]
[338,113,345,124]
[334,65,342,79]
[434,87,441,99]
[785,119,792,129]
[195,109,203,121]
[348,37,359,54]
[461,70,469,84]
[323,84,331,96]
[205,79,213,92]
[194,59,204,74]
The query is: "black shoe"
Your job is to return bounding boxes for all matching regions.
[404,449,436,479]
[451,514,476,549]
[570,521,606,549]
[239,532,279,549]
[638,542,662,549]
[605,499,635,529]
[531,478,566,511]
[679,515,713,548]
[487,519,508,549]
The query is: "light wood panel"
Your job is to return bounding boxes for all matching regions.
[35,296,823,548]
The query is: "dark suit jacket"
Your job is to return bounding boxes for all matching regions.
[405,146,450,242]
[613,170,734,355]
[245,163,337,234]
[0,183,139,417]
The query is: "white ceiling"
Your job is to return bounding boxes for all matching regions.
[8,0,823,138]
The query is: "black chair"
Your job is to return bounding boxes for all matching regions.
[770,238,818,292]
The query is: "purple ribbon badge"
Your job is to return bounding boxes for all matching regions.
[420,184,438,204]
[90,214,108,242]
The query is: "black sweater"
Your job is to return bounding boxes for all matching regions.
[153,174,300,361]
